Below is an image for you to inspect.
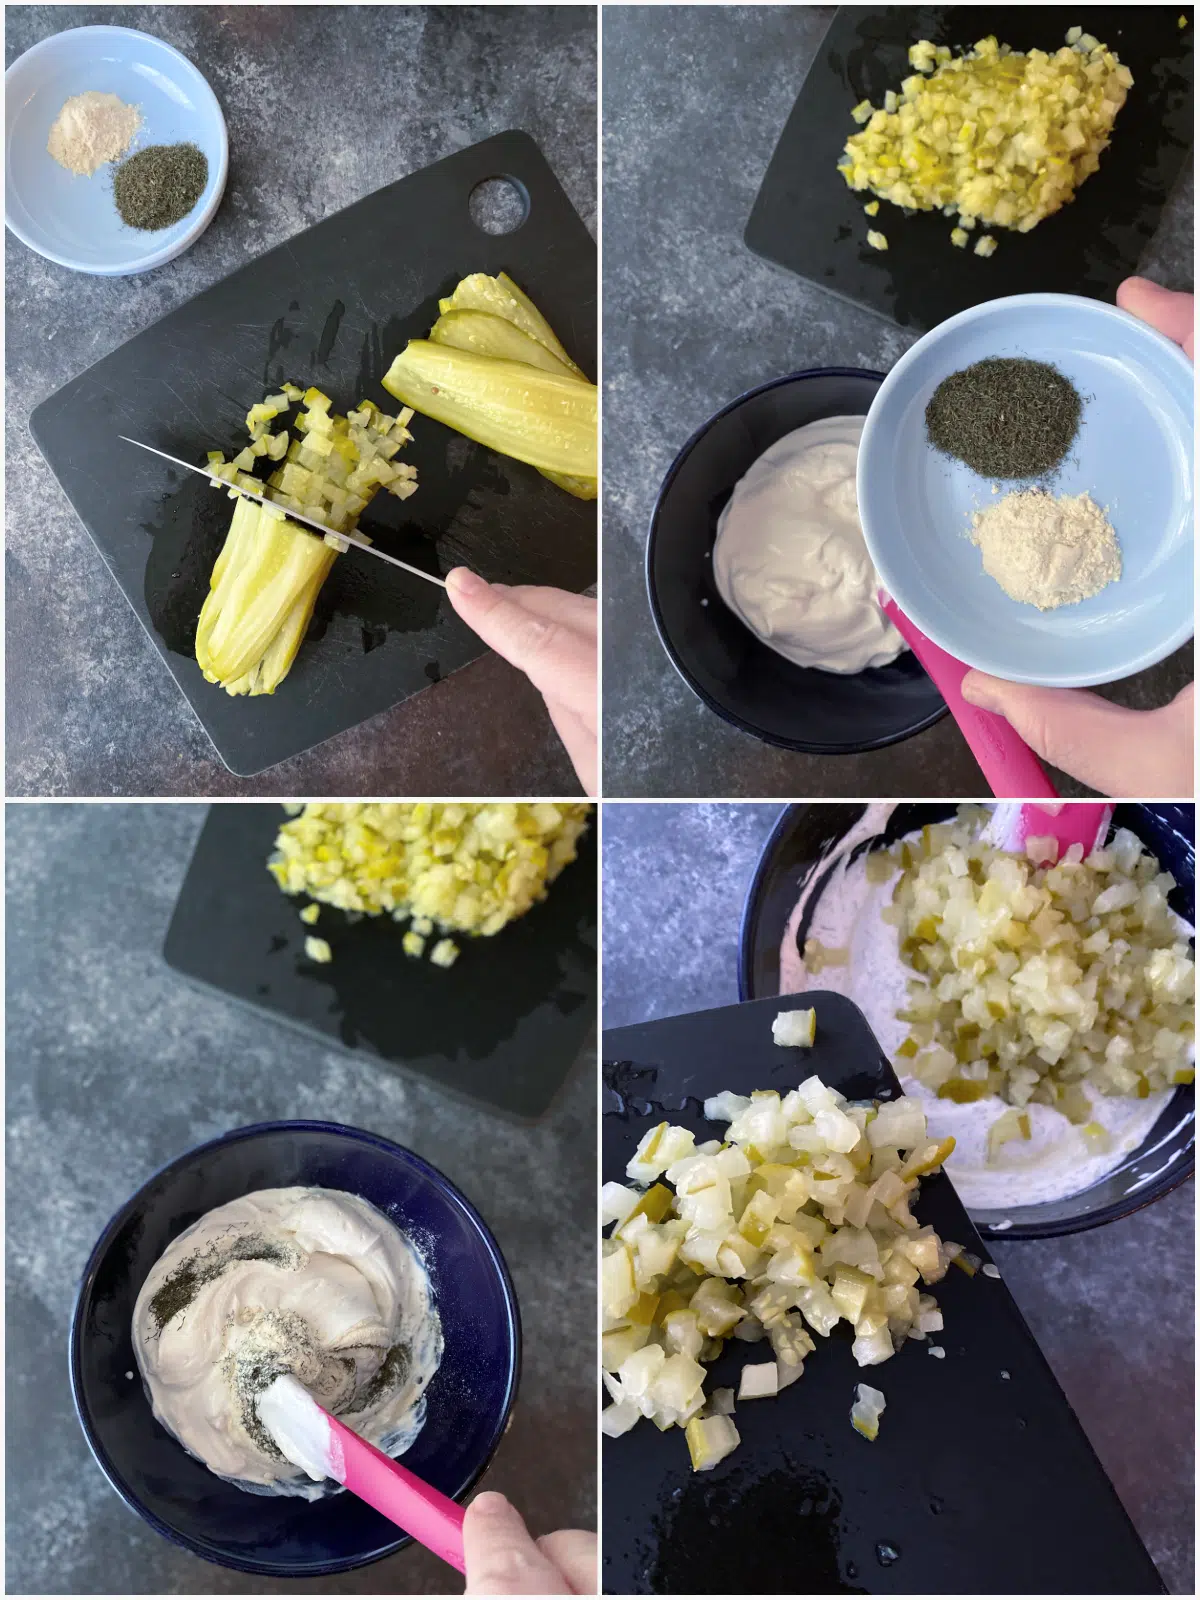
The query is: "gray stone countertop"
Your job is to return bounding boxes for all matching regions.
[601,802,1194,1594]
[601,5,1194,799]
[6,5,595,798]
[5,802,596,1594]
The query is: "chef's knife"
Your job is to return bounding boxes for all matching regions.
[119,436,448,588]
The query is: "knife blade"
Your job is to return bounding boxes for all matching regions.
[119,435,448,589]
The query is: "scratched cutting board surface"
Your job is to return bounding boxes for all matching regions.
[745,6,1194,331]
[602,994,1165,1596]
[164,805,596,1119]
[29,131,596,776]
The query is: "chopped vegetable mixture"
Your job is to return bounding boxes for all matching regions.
[840,31,1132,253]
[269,802,591,963]
[886,814,1195,1139]
[602,1054,957,1471]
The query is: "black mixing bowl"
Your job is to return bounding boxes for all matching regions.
[646,368,947,753]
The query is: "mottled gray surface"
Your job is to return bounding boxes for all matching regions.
[602,802,1194,1594]
[602,6,1194,798]
[6,5,596,798]
[5,802,595,1594]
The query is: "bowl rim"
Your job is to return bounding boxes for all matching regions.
[4,23,230,277]
[737,802,1195,1240]
[68,1118,522,1577]
[645,365,949,755]
[858,290,1196,687]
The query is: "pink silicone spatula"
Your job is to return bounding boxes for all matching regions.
[985,801,1113,861]
[881,592,1057,799]
[258,1374,466,1573]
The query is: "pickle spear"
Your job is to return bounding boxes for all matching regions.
[438,272,585,376]
[430,309,581,379]
[383,341,597,481]
[196,496,337,696]
[428,311,596,498]
[196,386,419,697]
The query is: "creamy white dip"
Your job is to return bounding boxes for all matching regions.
[713,417,905,674]
[777,805,1175,1211]
[133,1187,442,1497]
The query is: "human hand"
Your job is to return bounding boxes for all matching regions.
[1116,274,1194,359]
[462,1490,597,1595]
[447,570,597,796]
[962,277,1194,798]
[958,678,1193,797]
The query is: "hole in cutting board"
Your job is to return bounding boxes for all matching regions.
[468,176,529,235]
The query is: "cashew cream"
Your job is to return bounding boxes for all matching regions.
[713,416,905,674]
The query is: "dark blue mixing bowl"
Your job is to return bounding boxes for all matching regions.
[646,368,947,753]
[70,1121,520,1577]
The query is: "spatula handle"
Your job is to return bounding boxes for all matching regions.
[328,1413,467,1573]
[881,597,1057,800]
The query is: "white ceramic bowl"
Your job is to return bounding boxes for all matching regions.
[5,24,228,275]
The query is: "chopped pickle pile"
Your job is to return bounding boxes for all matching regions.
[207,387,417,537]
[383,272,597,499]
[839,30,1132,253]
[601,1060,955,1472]
[197,386,418,696]
[268,802,591,957]
[884,813,1195,1134]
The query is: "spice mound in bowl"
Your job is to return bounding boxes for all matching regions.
[5,24,228,275]
[857,292,1193,687]
[113,142,209,233]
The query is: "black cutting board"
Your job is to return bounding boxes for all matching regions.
[30,131,596,776]
[602,994,1164,1596]
[745,6,1194,331]
[163,805,596,1119]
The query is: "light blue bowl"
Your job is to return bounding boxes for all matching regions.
[6,25,227,275]
[858,293,1194,687]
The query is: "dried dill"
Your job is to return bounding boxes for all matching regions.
[113,142,208,231]
[357,1341,412,1410]
[148,1232,298,1330]
[925,357,1082,478]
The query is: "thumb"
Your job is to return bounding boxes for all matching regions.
[961,673,1193,797]
[463,1491,566,1595]
[446,568,588,704]
[1116,277,1194,360]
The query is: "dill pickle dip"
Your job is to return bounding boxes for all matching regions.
[133,1187,442,1497]
[777,805,1186,1211]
